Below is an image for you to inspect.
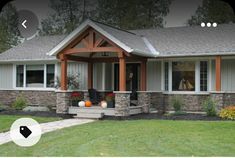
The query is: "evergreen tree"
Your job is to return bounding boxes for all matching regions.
[0,3,20,53]
[40,0,95,35]
[188,0,235,26]
[96,0,172,29]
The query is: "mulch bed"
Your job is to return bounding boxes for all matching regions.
[103,113,226,121]
[0,110,72,119]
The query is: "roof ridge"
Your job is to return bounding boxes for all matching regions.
[89,18,137,35]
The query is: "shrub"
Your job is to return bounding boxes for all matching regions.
[12,94,27,110]
[203,98,217,116]
[219,106,235,120]
[170,96,183,112]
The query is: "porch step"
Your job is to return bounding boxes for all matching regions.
[74,112,104,119]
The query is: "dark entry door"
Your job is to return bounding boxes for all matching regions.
[114,63,140,91]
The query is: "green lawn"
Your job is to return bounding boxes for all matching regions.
[0,120,235,156]
[0,115,61,133]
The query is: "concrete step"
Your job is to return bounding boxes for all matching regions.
[74,112,104,119]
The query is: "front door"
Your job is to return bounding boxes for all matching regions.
[114,63,140,91]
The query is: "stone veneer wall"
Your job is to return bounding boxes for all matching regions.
[114,92,131,116]
[137,92,151,113]
[150,92,210,112]
[0,90,56,109]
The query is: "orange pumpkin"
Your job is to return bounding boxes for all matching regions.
[85,101,92,107]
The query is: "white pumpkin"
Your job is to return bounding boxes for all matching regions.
[78,101,85,107]
[101,101,107,108]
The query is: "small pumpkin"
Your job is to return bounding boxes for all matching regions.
[85,100,92,107]
[78,101,85,107]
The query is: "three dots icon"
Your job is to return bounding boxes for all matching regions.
[201,22,217,27]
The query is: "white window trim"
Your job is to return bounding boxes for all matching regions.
[165,59,209,94]
[13,63,56,91]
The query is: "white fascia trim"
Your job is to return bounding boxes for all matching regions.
[48,19,133,56]
[0,58,57,63]
[142,37,159,57]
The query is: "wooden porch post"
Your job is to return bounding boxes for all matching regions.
[119,56,126,91]
[215,56,221,91]
[88,62,93,89]
[140,60,147,91]
[60,55,68,90]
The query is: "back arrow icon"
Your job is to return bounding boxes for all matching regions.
[22,20,27,29]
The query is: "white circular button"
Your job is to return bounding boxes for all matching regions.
[201,22,206,27]
[212,22,217,27]
[207,22,211,27]
[10,118,41,147]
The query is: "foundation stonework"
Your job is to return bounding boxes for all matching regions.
[114,92,131,116]
[0,90,56,109]
[137,92,151,113]
[56,91,71,114]
[210,92,225,111]
[150,92,165,113]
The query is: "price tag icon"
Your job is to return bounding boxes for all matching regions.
[19,126,32,138]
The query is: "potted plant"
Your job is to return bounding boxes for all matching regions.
[105,93,115,108]
[70,91,83,106]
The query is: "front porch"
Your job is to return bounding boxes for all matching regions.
[55,26,150,117]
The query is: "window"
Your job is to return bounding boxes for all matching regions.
[15,64,55,88]
[172,61,195,91]
[16,65,24,87]
[200,61,208,91]
[26,65,44,87]
[47,64,55,88]
[164,62,169,91]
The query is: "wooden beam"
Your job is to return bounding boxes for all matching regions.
[216,56,221,91]
[89,30,95,49]
[63,47,122,55]
[88,62,93,89]
[140,60,147,91]
[60,55,68,90]
[94,38,104,47]
[119,56,126,91]
[66,55,90,62]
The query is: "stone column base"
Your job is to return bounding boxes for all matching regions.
[114,91,131,117]
[137,91,151,113]
[56,91,71,114]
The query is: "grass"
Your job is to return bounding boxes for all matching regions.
[0,115,61,133]
[0,120,235,156]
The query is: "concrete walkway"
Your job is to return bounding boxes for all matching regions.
[0,118,95,145]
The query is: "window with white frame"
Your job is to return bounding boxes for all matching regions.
[15,64,55,88]
[164,60,208,92]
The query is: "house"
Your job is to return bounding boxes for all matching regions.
[0,19,235,117]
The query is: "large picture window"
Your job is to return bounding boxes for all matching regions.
[15,64,55,88]
[26,65,44,87]
[172,61,195,91]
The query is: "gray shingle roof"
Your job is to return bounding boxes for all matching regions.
[0,21,234,62]
[0,35,66,62]
[131,24,235,57]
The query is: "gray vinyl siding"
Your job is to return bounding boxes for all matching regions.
[147,61,162,91]
[57,62,88,90]
[0,64,13,89]
[93,63,103,90]
[221,59,235,91]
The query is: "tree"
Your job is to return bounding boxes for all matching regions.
[40,0,95,35]
[188,0,235,26]
[95,0,172,30]
[0,3,20,53]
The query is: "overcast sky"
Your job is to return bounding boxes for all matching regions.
[12,0,202,28]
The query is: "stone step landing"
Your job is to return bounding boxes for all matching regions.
[74,112,104,119]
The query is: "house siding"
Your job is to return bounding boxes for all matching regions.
[147,61,161,91]
[0,64,13,89]
[221,59,235,91]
